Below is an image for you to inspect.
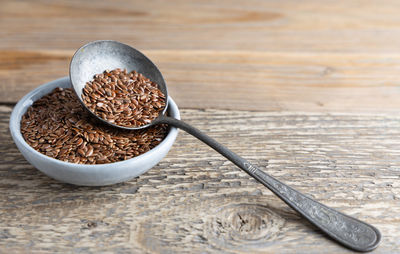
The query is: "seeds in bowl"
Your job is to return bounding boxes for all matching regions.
[20,88,168,164]
[82,68,166,127]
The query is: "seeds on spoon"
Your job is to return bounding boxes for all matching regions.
[82,68,166,127]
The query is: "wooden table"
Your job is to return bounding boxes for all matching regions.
[1,0,399,253]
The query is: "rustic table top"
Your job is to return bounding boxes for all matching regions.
[1,0,400,253]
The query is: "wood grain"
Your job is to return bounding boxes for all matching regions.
[3,50,400,113]
[2,0,400,53]
[3,0,400,112]
[1,106,399,253]
[2,0,400,252]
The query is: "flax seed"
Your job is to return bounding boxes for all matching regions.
[81,68,166,127]
[20,87,168,164]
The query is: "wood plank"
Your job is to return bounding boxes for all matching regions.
[2,0,400,53]
[3,0,400,111]
[1,106,399,253]
[3,49,400,113]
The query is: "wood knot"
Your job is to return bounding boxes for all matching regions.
[205,203,285,251]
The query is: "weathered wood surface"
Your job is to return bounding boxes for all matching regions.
[4,50,400,113]
[3,0,400,112]
[1,106,399,253]
[2,0,400,252]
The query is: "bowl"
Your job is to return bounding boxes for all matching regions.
[9,77,180,186]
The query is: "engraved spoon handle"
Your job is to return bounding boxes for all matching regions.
[249,164,381,252]
[159,116,381,252]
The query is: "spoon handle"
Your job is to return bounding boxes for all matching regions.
[160,116,381,252]
[246,163,381,252]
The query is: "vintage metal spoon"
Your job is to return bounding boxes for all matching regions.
[70,40,381,252]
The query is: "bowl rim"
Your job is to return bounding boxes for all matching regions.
[9,76,180,169]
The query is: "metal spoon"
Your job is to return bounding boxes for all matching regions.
[70,40,381,252]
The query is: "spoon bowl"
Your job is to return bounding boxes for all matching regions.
[70,40,168,130]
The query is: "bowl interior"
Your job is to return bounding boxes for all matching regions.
[10,76,180,169]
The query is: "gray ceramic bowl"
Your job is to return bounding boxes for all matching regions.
[9,77,180,186]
